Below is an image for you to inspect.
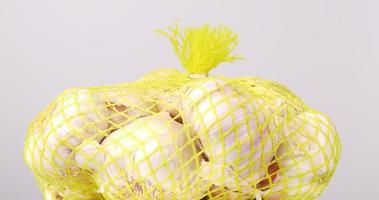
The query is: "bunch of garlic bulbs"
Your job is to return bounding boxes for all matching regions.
[25,87,156,199]
[24,23,341,200]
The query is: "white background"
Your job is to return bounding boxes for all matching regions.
[1,0,378,199]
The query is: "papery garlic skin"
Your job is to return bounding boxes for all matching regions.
[97,112,205,200]
[179,78,283,194]
[264,112,340,200]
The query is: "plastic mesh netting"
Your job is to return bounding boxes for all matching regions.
[24,24,341,200]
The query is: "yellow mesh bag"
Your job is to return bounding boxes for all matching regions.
[24,24,341,200]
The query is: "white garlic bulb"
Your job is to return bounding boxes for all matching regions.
[97,112,205,200]
[264,112,340,199]
[24,89,110,199]
[179,78,284,194]
[42,89,110,175]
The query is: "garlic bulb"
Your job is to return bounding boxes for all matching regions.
[24,89,110,199]
[264,112,340,199]
[97,112,205,199]
[179,78,283,195]
[42,89,110,174]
